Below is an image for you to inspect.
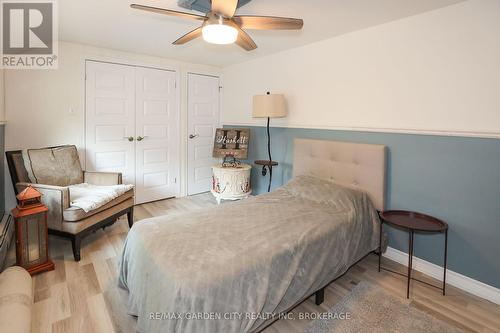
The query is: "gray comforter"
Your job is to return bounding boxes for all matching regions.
[119,175,382,333]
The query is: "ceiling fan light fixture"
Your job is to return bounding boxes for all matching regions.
[202,23,238,45]
[131,2,304,51]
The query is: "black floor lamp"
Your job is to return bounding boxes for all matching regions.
[252,92,287,192]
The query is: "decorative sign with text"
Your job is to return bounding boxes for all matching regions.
[213,128,250,159]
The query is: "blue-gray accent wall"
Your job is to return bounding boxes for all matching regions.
[225,125,500,288]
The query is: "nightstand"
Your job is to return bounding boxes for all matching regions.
[378,210,448,298]
[211,164,252,204]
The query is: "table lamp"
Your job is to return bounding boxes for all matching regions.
[252,92,287,192]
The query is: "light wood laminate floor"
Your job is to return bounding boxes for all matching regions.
[30,193,500,333]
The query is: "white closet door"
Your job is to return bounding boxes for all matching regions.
[85,61,136,186]
[135,67,179,204]
[187,73,220,195]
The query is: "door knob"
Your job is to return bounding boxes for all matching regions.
[189,134,199,139]
[137,136,148,142]
[124,136,134,142]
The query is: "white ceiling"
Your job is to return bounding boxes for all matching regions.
[60,0,465,67]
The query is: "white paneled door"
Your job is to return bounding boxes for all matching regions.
[135,67,178,204]
[85,61,136,186]
[86,61,179,204]
[187,73,220,195]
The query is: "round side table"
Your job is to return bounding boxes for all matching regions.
[378,210,448,299]
[211,164,252,204]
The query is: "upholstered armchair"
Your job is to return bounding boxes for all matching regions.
[6,145,134,261]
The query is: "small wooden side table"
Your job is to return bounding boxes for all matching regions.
[378,210,448,298]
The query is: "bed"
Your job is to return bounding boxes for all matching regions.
[119,138,387,333]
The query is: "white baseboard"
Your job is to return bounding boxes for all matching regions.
[383,247,500,305]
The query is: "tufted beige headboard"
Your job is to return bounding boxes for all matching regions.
[292,138,387,211]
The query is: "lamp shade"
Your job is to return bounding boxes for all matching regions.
[252,94,287,118]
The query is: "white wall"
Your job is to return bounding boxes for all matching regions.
[222,0,500,138]
[0,69,4,123]
[4,41,220,208]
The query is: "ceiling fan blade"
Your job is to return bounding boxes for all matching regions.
[173,27,203,45]
[234,27,257,51]
[233,16,303,30]
[130,4,206,21]
[211,0,238,18]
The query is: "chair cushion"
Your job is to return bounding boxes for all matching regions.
[22,145,83,186]
[62,197,134,234]
[63,189,134,222]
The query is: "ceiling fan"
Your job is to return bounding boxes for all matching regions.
[130,0,304,51]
